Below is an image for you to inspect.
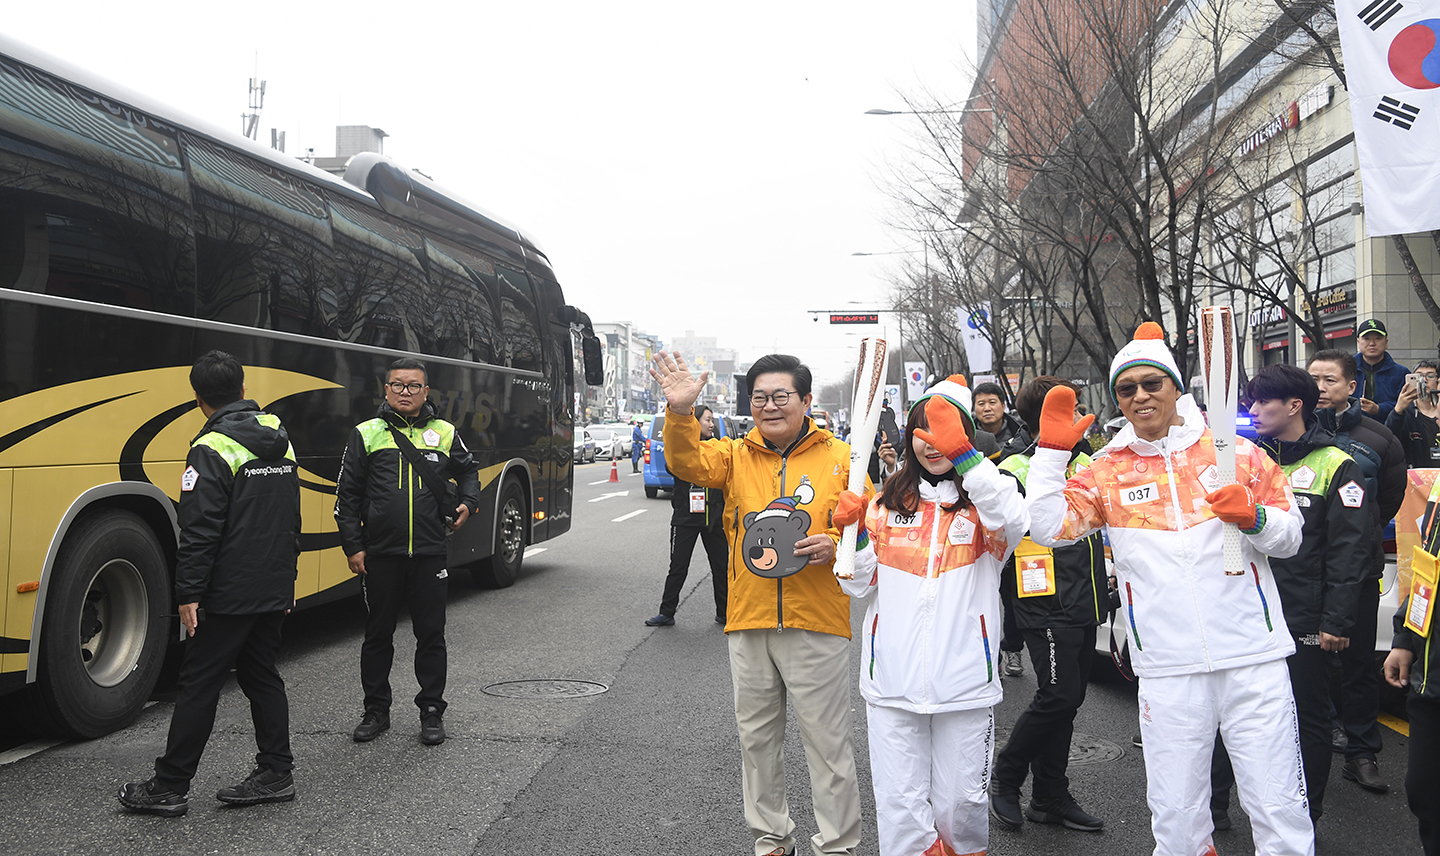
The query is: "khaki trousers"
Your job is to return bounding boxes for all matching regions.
[728,627,862,856]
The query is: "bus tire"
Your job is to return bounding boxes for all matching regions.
[23,510,170,739]
[470,480,526,589]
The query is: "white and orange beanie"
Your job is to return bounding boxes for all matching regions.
[1108,322,1184,403]
[909,374,976,430]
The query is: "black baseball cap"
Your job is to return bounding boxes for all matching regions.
[1358,319,1387,337]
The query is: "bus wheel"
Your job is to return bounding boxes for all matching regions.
[23,510,169,739]
[470,480,526,589]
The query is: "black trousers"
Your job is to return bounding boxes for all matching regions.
[1407,694,1440,855]
[992,625,1096,803]
[1335,579,1383,760]
[1212,638,1329,820]
[361,553,448,715]
[998,566,1024,654]
[154,611,291,794]
[657,525,728,618]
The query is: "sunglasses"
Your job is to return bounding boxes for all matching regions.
[1114,376,1169,399]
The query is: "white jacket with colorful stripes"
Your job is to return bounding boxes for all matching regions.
[1028,395,1304,678]
[840,457,1028,714]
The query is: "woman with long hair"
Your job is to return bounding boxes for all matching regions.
[833,375,1027,856]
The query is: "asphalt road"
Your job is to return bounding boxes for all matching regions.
[0,461,1423,854]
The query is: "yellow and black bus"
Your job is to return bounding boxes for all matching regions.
[0,35,603,738]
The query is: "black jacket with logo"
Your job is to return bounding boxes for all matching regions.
[1256,420,1370,639]
[1316,397,1406,580]
[334,401,482,559]
[996,429,1108,629]
[175,400,301,614]
[668,468,725,530]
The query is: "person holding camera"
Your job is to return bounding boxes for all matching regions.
[335,358,481,746]
[1386,360,1440,468]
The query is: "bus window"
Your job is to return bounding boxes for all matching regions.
[185,133,333,333]
[327,194,428,350]
[423,237,500,364]
[495,263,544,373]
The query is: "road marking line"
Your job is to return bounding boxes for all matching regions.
[1378,711,1409,737]
[612,509,648,523]
[589,491,629,502]
[588,479,611,485]
[523,546,547,557]
[0,739,65,766]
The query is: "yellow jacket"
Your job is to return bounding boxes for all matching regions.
[664,408,863,638]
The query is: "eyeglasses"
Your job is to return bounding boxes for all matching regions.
[1114,376,1168,399]
[386,381,427,394]
[750,390,796,408]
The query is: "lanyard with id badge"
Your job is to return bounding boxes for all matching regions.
[1407,545,1438,638]
[689,487,707,514]
[1014,537,1058,598]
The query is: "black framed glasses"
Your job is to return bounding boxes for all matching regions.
[1114,376,1168,399]
[386,381,427,394]
[750,390,796,408]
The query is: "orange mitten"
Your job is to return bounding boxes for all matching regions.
[1205,484,1257,529]
[913,397,980,473]
[833,490,869,528]
[1037,386,1095,451]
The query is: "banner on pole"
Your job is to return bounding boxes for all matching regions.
[904,362,927,402]
[1335,1,1440,235]
[959,305,994,373]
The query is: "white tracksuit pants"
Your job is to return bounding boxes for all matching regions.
[1137,660,1314,856]
[867,703,994,856]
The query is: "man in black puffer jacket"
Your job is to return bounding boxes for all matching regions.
[1308,349,1407,794]
[645,404,729,627]
[119,351,302,817]
[336,358,482,747]
[990,377,1108,833]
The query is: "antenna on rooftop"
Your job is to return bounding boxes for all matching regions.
[242,53,265,140]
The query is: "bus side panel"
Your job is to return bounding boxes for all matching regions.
[0,469,17,677]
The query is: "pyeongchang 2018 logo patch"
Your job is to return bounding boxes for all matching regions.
[244,464,295,478]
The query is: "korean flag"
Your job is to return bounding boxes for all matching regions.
[1336,0,1440,235]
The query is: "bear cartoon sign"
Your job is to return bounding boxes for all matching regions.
[741,481,817,579]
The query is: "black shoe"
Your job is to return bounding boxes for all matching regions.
[352,709,390,742]
[989,789,1024,829]
[420,707,446,745]
[644,613,675,627]
[715,614,727,625]
[1331,726,1347,753]
[1342,757,1388,793]
[118,778,188,817]
[1211,808,1232,831]
[1001,650,1025,677]
[1025,797,1104,832]
[216,766,295,805]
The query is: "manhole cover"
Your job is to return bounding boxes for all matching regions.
[482,680,609,699]
[992,729,1124,766]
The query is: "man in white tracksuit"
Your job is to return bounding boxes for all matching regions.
[1026,323,1313,856]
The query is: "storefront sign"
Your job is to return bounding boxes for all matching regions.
[1248,304,1287,327]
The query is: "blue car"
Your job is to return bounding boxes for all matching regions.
[644,412,729,498]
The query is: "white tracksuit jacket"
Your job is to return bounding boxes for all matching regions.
[1027,396,1303,677]
[840,459,1028,712]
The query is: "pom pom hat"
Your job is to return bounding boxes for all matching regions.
[909,374,977,435]
[1108,322,1184,403]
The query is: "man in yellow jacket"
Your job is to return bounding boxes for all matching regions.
[652,351,863,856]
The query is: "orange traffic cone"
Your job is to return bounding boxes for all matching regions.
[608,458,620,483]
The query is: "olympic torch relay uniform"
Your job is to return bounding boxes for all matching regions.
[1028,394,1314,856]
[838,377,1027,856]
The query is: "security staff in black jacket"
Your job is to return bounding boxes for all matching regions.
[119,351,301,817]
[1211,364,1370,825]
[1309,349,1407,793]
[336,358,481,746]
[644,404,729,627]
[1385,491,1440,854]
[989,377,1107,833]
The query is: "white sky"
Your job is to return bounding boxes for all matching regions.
[3,1,977,387]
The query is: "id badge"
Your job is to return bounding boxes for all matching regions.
[689,488,707,514]
[1405,546,1438,637]
[1014,538,1058,598]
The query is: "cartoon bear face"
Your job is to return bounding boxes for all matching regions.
[741,508,812,579]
